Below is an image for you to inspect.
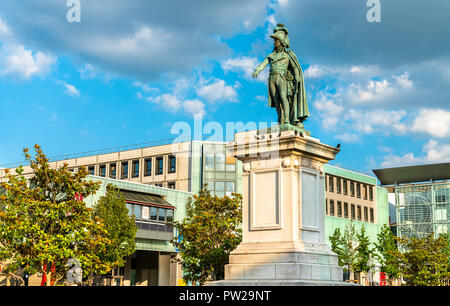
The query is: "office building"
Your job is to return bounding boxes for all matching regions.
[374,163,450,239]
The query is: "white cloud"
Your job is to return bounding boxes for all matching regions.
[148,93,182,112]
[0,44,55,79]
[411,108,450,138]
[133,81,158,93]
[335,133,360,143]
[78,64,97,79]
[57,80,80,97]
[0,18,11,39]
[222,57,257,79]
[147,93,205,117]
[182,99,205,117]
[196,79,238,104]
[64,84,80,97]
[304,65,326,78]
[345,109,407,135]
[344,72,414,105]
[380,139,450,168]
[313,92,344,130]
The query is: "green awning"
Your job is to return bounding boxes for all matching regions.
[120,189,175,209]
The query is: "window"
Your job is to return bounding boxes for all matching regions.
[336,179,341,194]
[166,210,174,223]
[337,201,342,217]
[351,204,355,219]
[226,181,235,192]
[215,154,225,171]
[350,182,355,197]
[357,205,362,221]
[168,182,176,189]
[150,207,157,221]
[144,158,152,177]
[329,200,335,216]
[142,206,150,220]
[168,155,176,173]
[158,208,166,222]
[363,185,368,200]
[110,163,117,179]
[216,181,225,191]
[356,184,361,198]
[156,157,163,175]
[205,154,215,171]
[328,176,334,192]
[155,183,163,187]
[344,202,348,218]
[99,165,106,177]
[326,198,328,214]
[369,186,373,201]
[226,156,236,172]
[88,166,95,175]
[370,208,374,223]
[134,205,142,219]
[436,194,446,203]
[364,207,368,222]
[126,203,133,216]
[226,163,236,172]
[343,180,348,195]
[132,160,139,178]
[121,162,128,179]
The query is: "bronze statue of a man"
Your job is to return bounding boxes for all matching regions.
[252,24,309,128]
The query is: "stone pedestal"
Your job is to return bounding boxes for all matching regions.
[210,126,350,286]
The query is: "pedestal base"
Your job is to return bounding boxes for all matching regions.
[209,244,350,286]
[210,279,355,286]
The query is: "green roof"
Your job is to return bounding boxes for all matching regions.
[120,189,175,209]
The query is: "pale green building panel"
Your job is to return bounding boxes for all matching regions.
[325,164,377,185]
[84,176,193,252]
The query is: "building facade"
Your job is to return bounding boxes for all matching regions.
[374,163,450,240]
[324,164,390,284]
[2,140,242,197]
[84,176,193,286]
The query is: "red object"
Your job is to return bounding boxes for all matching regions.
[74,193,83,202]
[41,263,47,286]
[380,272,387,286]
[41,262,56,286]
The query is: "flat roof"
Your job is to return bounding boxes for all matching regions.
[373,162,450,186]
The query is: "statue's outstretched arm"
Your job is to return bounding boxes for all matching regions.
[252,57,269,78]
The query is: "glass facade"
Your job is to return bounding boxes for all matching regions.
[202,143,238,197]
[395,182,450,239]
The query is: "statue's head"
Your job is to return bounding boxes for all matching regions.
[270,30,288,48]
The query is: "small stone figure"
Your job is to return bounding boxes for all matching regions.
[252,24,309,130]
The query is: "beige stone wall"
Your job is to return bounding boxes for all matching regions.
[2,142,193,192]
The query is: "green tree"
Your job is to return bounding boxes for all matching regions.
[0,145,113,286]
[393,233,450,286]
[355,225,374,274]
[93,184,137,277]
[329,222,359,280]
[172,188,242,286]
[374,224,400,281]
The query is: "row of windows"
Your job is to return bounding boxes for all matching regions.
[80,155,176,179]
[326,199,375,223]
[326,175,374,201]
[203,180,236,198]
[205,153,236,172]
[125,203,174,224]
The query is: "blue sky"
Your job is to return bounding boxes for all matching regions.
[1,0,450,176]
